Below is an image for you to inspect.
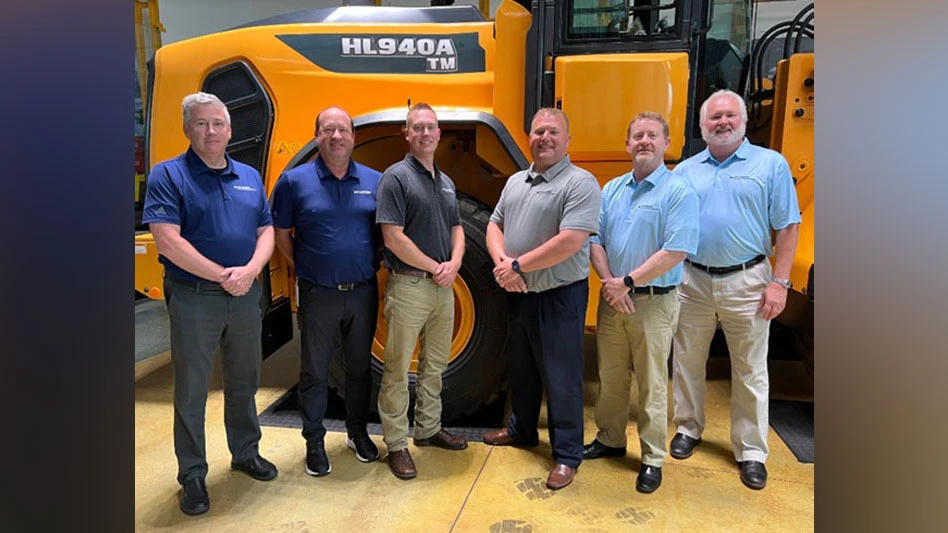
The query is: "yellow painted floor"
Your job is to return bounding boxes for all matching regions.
[135,337,814,532]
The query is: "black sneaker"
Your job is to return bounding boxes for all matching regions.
[346,434,380,463]
[179,477,209,516]
[305,442,332,476]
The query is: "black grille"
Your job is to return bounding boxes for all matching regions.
[202,62,273,175]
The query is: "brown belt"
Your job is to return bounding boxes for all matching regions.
[390,268,433,279]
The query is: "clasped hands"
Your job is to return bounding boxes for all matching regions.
[600,277,635,314]
[493,256,527,293]
[218,265,257,297]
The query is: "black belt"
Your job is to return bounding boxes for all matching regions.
[299,278,373,292]
[165,275,229,294]
[686,254,765,275]
[390,268,433,279]
[631,285,676,295]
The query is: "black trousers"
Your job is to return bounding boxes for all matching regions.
[164,277,263,485]
[505,279,588,469]
[297,278,378,444]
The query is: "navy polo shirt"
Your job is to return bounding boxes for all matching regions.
[270,156,382,286]
[142,147,273,283]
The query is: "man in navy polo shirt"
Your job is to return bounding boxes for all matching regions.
[670,89,800,490]
[142,92,277,516]
[270,106,383,476]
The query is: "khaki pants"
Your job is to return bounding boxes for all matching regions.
[594,290,679,467]
[672,261,771,463]
[378,273,454,452]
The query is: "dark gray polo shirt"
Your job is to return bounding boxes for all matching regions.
[376,154,461,271]
[490,155,601,292]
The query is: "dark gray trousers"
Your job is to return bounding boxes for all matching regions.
[164,277,263,485]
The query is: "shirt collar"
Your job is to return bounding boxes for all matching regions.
[185,147,236,178]
[404,153,440,179]
[700,138,750,166]
[625,164,669,188]
[314,155,359,182]
[526,155,571,183]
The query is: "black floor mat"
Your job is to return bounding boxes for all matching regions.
[769,399,814,463]
[258,385,506,443]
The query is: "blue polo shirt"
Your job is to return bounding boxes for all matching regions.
[674,139,801,267]
[270,156,381,286]
[142,147,273,282]
[591,165,699,287]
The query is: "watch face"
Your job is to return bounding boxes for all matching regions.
[624,276,634,288]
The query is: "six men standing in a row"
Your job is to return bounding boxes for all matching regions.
[143,89,800,516]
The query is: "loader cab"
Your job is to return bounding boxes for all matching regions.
[522,0,752,161]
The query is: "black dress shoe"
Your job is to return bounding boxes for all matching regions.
[305,442,332,476]
[636,465,662,494]
[231,454,279,481]
[179,477,209,516]
[346,434,380,463]
[669,433,701,460]
[583,439,627,459]
[739,460,767,490]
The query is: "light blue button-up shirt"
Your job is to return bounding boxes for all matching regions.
[591,165,699,287]
[673,139,801,267]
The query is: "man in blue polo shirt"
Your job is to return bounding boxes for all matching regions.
[270,106,382,476]
[582,112,698,494]
[142,92,277,516]
[670,89,800,490]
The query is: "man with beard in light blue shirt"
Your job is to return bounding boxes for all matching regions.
[669,89,800,491]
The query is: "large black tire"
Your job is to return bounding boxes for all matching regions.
[327,194,509,422]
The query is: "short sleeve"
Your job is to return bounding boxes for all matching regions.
[141,163,181,225]
[489,182,508,226]
[661,180,700,255]
[269,173,295,229]
[559,174,601,235]
[376,171,406,226]
[768,154,802,230]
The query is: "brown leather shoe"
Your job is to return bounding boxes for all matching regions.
[387,449,417,480]
[413,429,468,450]
[482,428,517,446]
[546,463,577,490]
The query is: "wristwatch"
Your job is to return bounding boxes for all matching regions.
[511,258,522,275]
[772,277,792,289]
[623,275,635,290]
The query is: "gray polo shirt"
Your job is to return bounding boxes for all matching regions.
[490,155,601,292]
[376,154,461,271]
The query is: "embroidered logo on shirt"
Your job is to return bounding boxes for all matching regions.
[441,187,454,194]
[353,189,373,195]
[154,206,166,215]
[729,175,759,181]
[635,204,660,211]
[233,185,257,192]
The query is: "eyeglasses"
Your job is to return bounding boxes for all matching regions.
[319,126,352,136]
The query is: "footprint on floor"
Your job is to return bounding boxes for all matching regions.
[615,507,656,526]
[685,468,716,479]
[489,519,534,533]
[566,505,604,525]
[514,477,554,501]
[268,520,308,532]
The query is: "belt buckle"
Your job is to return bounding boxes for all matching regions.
[337,283,353,292]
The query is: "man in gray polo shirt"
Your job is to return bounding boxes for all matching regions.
[482,108,601,491]
[375,103,468,480]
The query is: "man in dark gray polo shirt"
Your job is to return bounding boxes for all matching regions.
[482,108,601,491]
[375,103,468,480]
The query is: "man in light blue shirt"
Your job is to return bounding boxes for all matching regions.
[581,112,698,494]
[670,89,801,490]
